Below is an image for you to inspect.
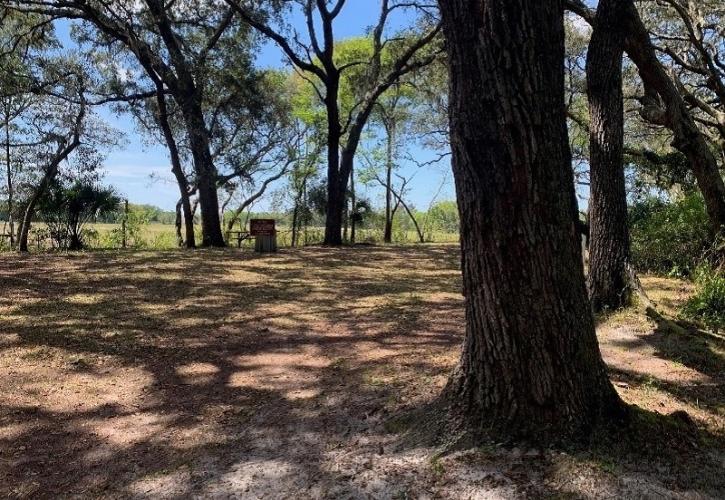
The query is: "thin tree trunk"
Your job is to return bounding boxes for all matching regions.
[350,162,356,244]
[303,177,309,246]
[440,0,624,441]
[122,199,128,249]
[4,104,14,248]
[389,188,424,243]
[291,170,309,248]
[18,161,60,252]
[224,162,291,233]
[384,120,395,243]
[175,199,184,247]
[155,84,195,248]
[18,97,85,253]
[586,0,633,311]
[291,199,299,247]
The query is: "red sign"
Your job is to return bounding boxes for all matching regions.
[250,219,276,236]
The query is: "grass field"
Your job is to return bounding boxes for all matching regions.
[0,245,723,497]
[1,223,460,251]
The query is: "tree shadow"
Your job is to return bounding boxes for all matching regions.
[1,246,723,498]
[0,246,464,497]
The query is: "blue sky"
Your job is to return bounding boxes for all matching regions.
[55,2,455,213]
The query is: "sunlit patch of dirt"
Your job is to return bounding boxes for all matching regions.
[0,247,722,498]
[598,274,725,438]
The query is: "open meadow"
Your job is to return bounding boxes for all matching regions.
[1,245,723,498]
[4,223,461,252]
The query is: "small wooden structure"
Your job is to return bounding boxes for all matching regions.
[250,219,277,253]
[227,230,252,248]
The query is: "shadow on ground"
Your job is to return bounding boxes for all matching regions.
[0,246,723,498]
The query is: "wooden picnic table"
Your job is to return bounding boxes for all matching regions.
[227,230,252,248]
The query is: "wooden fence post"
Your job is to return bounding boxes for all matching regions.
[122,199,129,249]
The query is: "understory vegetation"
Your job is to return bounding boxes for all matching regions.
[629,193,714,276]
[682,265,725,332]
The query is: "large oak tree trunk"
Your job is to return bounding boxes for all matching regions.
[440,0,624,441]
[586,0,632,311]
[323,77,345,246]
[178,98,225,247]
[323,74,376,246]
[324,173,345,246]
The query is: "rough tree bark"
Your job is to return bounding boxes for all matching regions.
[439,0,624,440]
[586,0,632,312]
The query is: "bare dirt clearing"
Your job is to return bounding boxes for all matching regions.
[0,246,723,498]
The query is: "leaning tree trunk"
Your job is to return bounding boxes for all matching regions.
[619,0,725,235]
[17,161,61,252]
[440,0,624,441]
[586,0,632,312]
[17,187,44,253]
[18,100,84,252]
[155,86,195,248]
[565,0,725,234]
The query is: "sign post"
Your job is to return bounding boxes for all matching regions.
[250,219,277,253]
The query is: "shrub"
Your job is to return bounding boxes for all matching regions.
[425,200,459,236]
[146,231,178,250]
[629,193,712,276]
[682,265,725,333]
[37,180,121,250]
[108,206,151,249]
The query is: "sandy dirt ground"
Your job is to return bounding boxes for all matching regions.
[0,245,723,499]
